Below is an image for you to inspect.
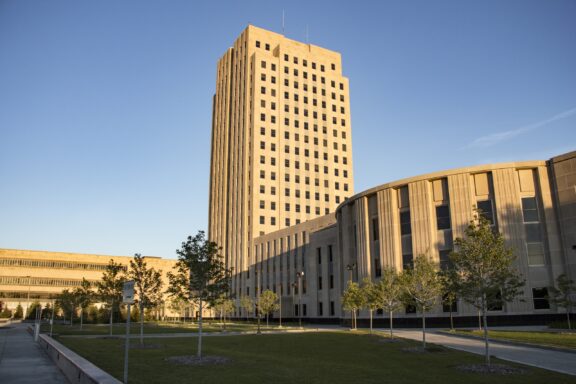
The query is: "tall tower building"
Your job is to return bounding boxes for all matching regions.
[209,25,354,295]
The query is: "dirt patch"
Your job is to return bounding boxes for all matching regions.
[165,355,231,366]
[130,343,164,350]
[456,364,526,375]
[401,346,446,353]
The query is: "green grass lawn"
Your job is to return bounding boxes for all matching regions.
[453,330,576,349]
[56,331,576,384]
[42,321,282,336]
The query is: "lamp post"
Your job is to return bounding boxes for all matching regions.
[278,283,283,328]
[296,271,304,328]
[26,276,31,320]
[345,264,356,329]
[256,268,261,334]
[291,282,297,321]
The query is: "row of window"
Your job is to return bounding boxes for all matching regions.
[259,210,331,226]
[259,123,348,139]
[259,86,346,103]
[259,100,346,117]
[259,70,345,91]
[254,42,337,73]
[0,276,98,287]
[0,258,110,271]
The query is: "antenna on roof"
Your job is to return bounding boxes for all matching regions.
[282,10,285,34]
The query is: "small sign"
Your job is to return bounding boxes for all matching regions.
[123,280,135,304]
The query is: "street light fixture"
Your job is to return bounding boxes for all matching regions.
[256,268,261,335]
[296,271,304,328]
[345,264,356,329]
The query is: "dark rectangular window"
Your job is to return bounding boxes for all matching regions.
[318,276,322,290]
[400,211,411,235]
[318,302,323,316]
[329,275,334,289]
[402,254,413,269]
[532,287,550,309]
[372,218,379,241]
[330,301,335,316]
[317,248,322,264]
[439,250,452,270]
[522,197,539,222]
[477,200,494,224]
[374,258,382,277]
[436,205,451,230]
[487,289,502,311]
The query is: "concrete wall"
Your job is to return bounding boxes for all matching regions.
[38,333,121,384]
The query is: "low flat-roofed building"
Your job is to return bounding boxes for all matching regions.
[0,248,176,315]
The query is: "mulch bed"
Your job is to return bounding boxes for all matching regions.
[456,364,526,375]
[401,346,447,353]
[130,343,164,350]
[165,355,231,366]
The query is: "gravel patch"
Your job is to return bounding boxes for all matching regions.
[165,355,231,366]
[456,364,526,375]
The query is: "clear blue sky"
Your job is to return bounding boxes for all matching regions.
[1,0,575,259]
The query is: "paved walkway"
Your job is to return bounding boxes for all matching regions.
[0,322,69,384]
[393,329,576,376]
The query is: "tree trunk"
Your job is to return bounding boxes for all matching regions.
[567,311,572,330]
[449,307,454,331]
[422,310,426,349]
[109,302,114,336]
[266,313,269,328]
[369,310,373,334]
[80,308,83,330]
[482,295,490,367]
[389,310,394,338]
[140,302,144,346]
[478,310,482,331]
[197,298,203,359]
[70,306,74,326]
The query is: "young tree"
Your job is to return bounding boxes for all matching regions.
[168,231,230,359]
[129,253,164,345]
[213,295,235,330]
[96,260,126,335]
[26,301,42,321]
[240,295,254,321]
[439,268,459,331]
[400,255,443,349]
[341,281,365,330]
[361,278,380,334]
[373,267,403,338]
[451,213,525,366]
[73,278,94,330]
[549,274,575,330]
[14,304,23,319]
[258,290,279,328]
[56,289,77,325]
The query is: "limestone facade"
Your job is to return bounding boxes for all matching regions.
[248,152,576,321]
[0,248,176,314]
[208,25,355,299]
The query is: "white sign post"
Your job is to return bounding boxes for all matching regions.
[123,280,135,383]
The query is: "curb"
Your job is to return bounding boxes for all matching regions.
[437,330,576,355]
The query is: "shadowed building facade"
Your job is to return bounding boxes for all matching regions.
[248,152,576,324]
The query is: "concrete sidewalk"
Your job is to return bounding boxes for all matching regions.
[394,329,576,376]
[0,322,69,383]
